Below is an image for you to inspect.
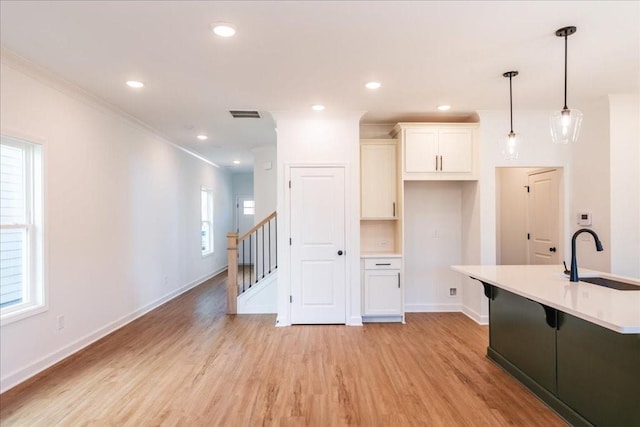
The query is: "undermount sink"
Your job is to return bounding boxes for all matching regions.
[579,277,640,291]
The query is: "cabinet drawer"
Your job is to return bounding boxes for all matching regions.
[364,258,401,270]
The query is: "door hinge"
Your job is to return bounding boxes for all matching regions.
[527,233,530,240]
[290,295,292,303]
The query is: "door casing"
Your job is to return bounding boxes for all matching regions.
[280,163,354,326]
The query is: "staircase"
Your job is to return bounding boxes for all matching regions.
[226,211,277,314]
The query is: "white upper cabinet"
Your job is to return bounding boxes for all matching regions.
[438,128,473,173]
[360,140,397,219]
[393,123,479,180]
[404,128,438,173]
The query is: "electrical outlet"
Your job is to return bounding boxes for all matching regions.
[449,288,457,297]
[57,315,65,331]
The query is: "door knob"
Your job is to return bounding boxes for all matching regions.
[549,247,557,252]
[337,250,344,256]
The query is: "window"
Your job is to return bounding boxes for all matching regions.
[243,200,255,216]
[201,188,213,255]
[1,135,44,324]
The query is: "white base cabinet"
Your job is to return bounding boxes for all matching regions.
[362,257,404,322]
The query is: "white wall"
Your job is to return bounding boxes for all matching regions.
[609,94,640,278]
[0,56,233,392]
[274,111,363,326]
[460,181,483,322]
[252,145,277,222]
[404,181,462,312]
[232,172,253,199]
[570,97,611,273]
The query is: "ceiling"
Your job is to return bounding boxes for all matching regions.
[1,1,638,171]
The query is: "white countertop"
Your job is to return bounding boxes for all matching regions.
[451,265,640,334]
[360,253,403,258]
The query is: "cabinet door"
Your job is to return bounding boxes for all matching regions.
[556,312,640,427]
[438,128,473,173]
[361,143,397,218]
[404,129,438,173]
[489,287,557,393]
[363,270,401,315]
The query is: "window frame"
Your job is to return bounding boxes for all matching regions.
[0,134,46,325]
[200,187,214,257]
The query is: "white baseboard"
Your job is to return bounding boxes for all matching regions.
[376,303,488,326]
[347,315,363,326]
[404,303,462,313]
[461,305,489,325]
[275,317,290,327]
[362,315,402,323]
[0,267,227,394]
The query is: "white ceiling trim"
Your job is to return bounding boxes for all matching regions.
[1,46,221,169]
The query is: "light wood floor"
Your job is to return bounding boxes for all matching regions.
[0,272,566,426]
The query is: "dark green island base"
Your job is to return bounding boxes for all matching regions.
[482,283,640,427]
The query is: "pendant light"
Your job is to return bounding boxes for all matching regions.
[550,26,582,144]
[502,71,521,160]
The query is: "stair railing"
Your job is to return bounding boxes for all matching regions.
[226,211,277,314]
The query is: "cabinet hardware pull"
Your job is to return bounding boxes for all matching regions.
[435,155,438,171]
[393,202,396,217]
[397,272,401,288]
[440,155,443,171]
[375,263,391,266]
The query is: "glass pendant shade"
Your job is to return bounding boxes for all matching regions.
[550,107,583,144]
[502,131,522,160]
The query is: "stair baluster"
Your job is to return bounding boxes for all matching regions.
[226,211,277,314]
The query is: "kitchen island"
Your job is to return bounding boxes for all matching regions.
[452,265,640,427]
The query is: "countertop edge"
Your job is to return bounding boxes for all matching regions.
[452,265,640,334]
[360,253,403,258]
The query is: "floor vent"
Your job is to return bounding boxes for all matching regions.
[229,110,261,118]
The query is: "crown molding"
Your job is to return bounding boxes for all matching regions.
[0,46,219,168]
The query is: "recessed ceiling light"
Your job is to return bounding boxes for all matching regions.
[437,105,452,111]
[212,23,236,37]
[365,81,381,89]
[312,104,325,111]
[233,160,241,164]
[197,135,208,140]
[126,80,144,88]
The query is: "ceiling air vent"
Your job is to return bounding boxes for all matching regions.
[229,110,261,119]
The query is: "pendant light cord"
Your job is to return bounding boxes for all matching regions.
[509,74,514,132]
[563,34,568,110]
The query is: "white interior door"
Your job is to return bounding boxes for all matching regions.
[528,169,560,264]
[290,167,346,324]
